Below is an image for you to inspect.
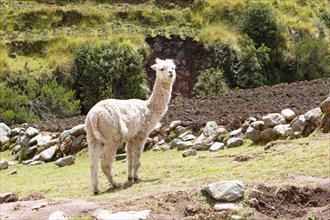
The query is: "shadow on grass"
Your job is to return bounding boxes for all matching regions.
[101,178,160,194]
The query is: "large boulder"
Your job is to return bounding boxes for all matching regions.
[0,123,10,145]
[273,124,293,139]
[25,127,39,138]
[195,121,219,144]
[305,107,322,124]
[55,155,75,167]
[202,180,244,202]
[321,96,330,115]
[226,138,244,148]
[262,113,286,127]
[281,109,296,121]
[0,159,9,170]
[39,146,58,162]
[290,115,307,137]
[59,124,86,140]
[246,121,264,142]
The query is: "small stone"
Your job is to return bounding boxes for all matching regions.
[176,141,193,150]
[48,211,68,220]
[226,138,244,148]
[210,142,225,152]
[262,113,286,127]
[182,134,196,141]
[29,161,45,166]
[39,146,57,162]
[0,159,9,170]
[95,209,151,220]
[32,201,48,211]
[161,145,171,151]
[229,128,243,137]
[305,107,322,124]
[175,126,186,133]
[10,170,17,175]
[0,192,18,203]
[202,180,244,202]
[214,203,240,211]
[182,149,197,157]
[169,120,181,130]
[55,156,75,167]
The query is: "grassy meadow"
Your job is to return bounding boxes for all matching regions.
[0,133,329,204]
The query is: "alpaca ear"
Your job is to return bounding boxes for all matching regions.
[151,64,158,70]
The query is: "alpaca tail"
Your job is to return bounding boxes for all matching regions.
[88,114,107,144]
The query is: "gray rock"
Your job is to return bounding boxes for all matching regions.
[262,113,286,127]
[32,201,48,210]
[246,121,264,142]
[29,161,45,166]
[70,135,86,154]
[210,142,225,151]
[169,120,181,130]
[195,121,219,144]
[226,138,244,148]
[95,209,151,220]
[182,149,197,157]
[18,134,31,148]
[55,156,75,167]
[241,117,257,132]
[321,96,330,115]
[9,127,23,137]
[214,203,241,211]
[30,134,53,147]
[0,159,9,170]
[39,146,57,162]
[229,128,243,137]
[161,145,171,151]
[202,180,244,202]
[25,127,39,138]
[260,128,277,142]
[281,109,296,121]
[192,140,213,151]
[182,134,196,141]
[305,107,322,124]
[178,131,192,139]
[0,136,10,151]
[48,211,68,220]
[290,115,306,137]
[170,138,180,149]
[273,124,293,138]
[175,125,186,133]
[0,192,18,203]
[68,124,86,137]
[0,123,10,141]
[176,141,193,150]
[13,144,22,153]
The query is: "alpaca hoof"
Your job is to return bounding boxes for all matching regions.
[93,191,99,195]
[128,176,134,182]
[113,182,123,188]
[134,177,142,182]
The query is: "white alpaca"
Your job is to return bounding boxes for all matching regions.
[85,58,176,194]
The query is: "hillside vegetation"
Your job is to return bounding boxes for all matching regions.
[0,0,329,124]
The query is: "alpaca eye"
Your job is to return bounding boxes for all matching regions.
[160,68,165,71]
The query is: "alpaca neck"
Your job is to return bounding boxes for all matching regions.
[147,77,173,121]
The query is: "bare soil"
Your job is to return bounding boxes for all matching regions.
[22,78,330,134]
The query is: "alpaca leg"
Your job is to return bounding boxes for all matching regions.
[88,141,103,195]
[126,143,134,182]
[101,145,122,188]
[132,145,144,182]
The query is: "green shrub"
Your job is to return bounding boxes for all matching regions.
[236,36,270,89]
[194,68,229,96]
[291,35,330,81]
[0,45,10,81]
[74,43,149,113]
[37,79,80,119]
[0,86,39,124]
[206,42,240,87]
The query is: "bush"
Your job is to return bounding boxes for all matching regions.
[0,86,39,124]
[0,45,10,81]
[36,79,80,120]
[236,36,270,89]
[4,74,80,122]
[291,35,330,81]
[206,42,240,87]
[74,43,149,113]
[194,68,229,96]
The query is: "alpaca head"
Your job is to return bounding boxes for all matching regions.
[151,58,176,83]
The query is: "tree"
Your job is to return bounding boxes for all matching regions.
[194,68,229,96]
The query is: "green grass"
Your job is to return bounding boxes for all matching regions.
[1,133,329,204]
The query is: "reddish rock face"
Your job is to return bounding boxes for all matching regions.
[145,35,208,98]
[321,96,330,115]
